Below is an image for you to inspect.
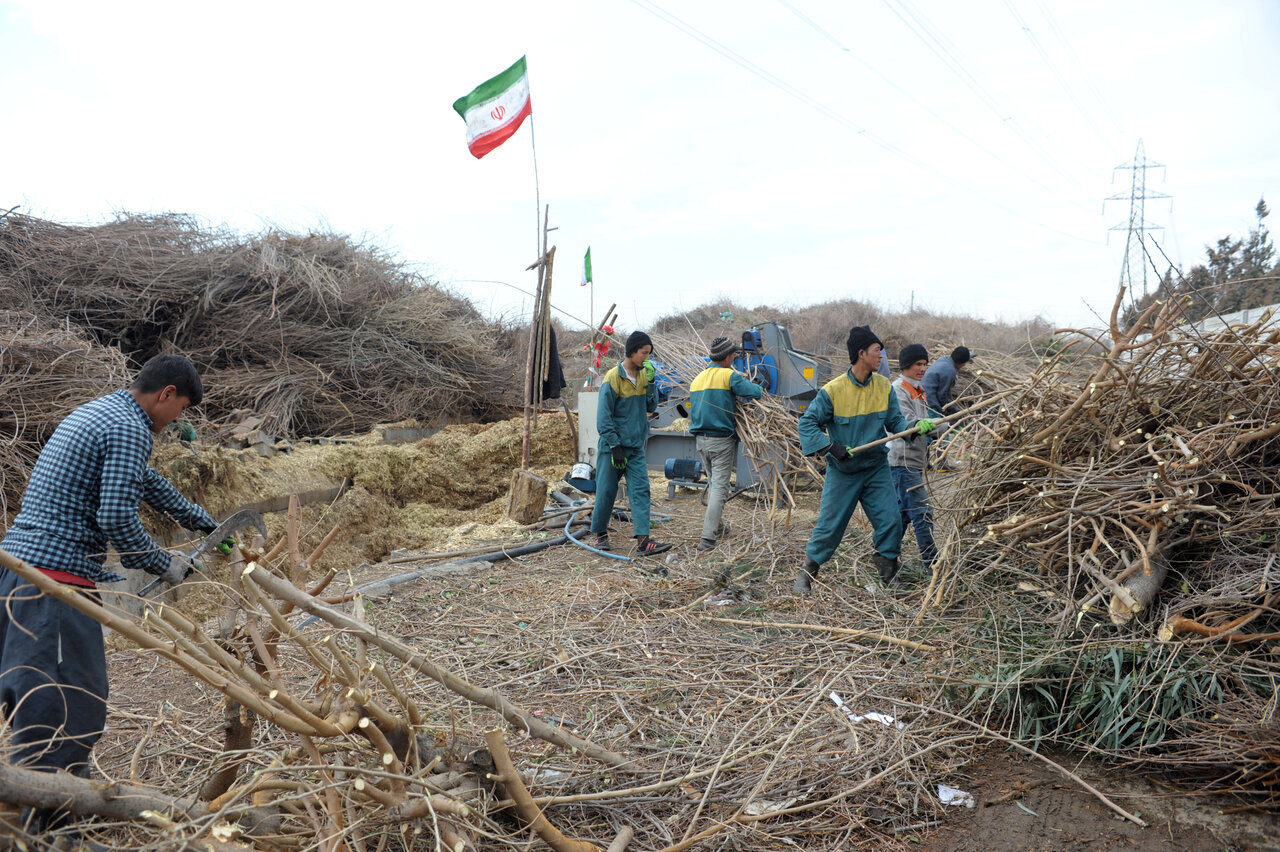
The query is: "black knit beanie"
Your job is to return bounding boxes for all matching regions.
[625,331,654,357]
[845,326,883,364]
[899,343,929,370]
[951,346,972,365]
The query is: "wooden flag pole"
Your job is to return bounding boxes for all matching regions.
[521,212,547,470]
[510,207,553,524]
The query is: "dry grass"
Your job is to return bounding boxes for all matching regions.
[0,310,131,514]
[0,212,510,437]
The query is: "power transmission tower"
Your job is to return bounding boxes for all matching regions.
[1104,139,1170,298]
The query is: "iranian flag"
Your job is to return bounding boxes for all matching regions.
[452,56,532,160]
[581,247,592,286]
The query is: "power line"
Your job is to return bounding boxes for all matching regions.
[628,0,1102,245]
[882,0,1095,186]
[629,0,874,138]
[1032,0,1128,142]
[1003,0,1118,161]
[776,0,1097,216]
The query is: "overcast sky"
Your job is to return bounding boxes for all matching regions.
[3,1,1278,335]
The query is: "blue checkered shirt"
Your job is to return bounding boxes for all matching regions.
[1,390,217,583]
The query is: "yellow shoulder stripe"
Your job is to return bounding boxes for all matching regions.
[824,372,891,418]
[690,366,734,393]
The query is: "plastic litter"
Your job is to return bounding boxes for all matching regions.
[938,784,975,808]
[829,691,905,730]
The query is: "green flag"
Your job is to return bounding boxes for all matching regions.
[581,247,592,287]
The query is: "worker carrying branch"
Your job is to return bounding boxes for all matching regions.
[0,355,221,803]
[792,327,935,594]
[689,336,763,552]
[591,331,672,556]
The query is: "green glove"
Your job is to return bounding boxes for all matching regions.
[216,536,237,556]
[174,421,197,442]
[642,359,656,383]
[611,446,628,470]
[917,418,936,435]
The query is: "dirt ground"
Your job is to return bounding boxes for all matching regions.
[83,416,1279,850]
[915,746,1278,852]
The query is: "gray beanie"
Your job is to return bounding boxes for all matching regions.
[709,336,739,361]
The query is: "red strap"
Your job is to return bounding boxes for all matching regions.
[35,567,96,588]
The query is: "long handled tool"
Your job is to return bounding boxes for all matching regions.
[138,508,268,597]
[844,387,1019,457]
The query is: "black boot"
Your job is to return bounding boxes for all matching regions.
[634,535,672,556]
[872,553,901,588]
[792,559,820,594]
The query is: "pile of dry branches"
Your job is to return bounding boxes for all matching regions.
[921,288,1280,794]
[0,213,507,436]
[929,288,1280,634]
[0,310,131,514]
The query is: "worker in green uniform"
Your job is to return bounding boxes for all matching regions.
[591,331,672,557]
[689,336,763,551]
[792,326,935,594]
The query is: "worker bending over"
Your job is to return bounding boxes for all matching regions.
[591,331,672,556]
[793,327,934,594]
[921,345,971,470]
[0,355,219,798]
[889,344,948,576]
[689,336,763,551]
[922,345,971,417]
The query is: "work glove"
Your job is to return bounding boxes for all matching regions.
[160,553,199,588]
[173,421,197,442]
[642,359,656,383]
[916,418,936,434]
[828,443,852,462]
[611,446,628,470]
[215,536,237,556]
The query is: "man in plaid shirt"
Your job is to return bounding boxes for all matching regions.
[0,354,219,782]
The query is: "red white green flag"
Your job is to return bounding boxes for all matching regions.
[452,56,532,159]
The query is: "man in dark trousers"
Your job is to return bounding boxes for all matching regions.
[688,336,763,551]
[792,327,934,594]
[0,354,219,789]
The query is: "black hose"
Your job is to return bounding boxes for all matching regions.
[295,532,579,627]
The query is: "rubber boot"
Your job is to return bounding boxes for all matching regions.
[792,559,819,594]
[872,553,901,588]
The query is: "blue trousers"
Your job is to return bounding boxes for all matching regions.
[890,466,937,569]
[0,569,108,774]
[591,445,651,537]
[805,462,902,566]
